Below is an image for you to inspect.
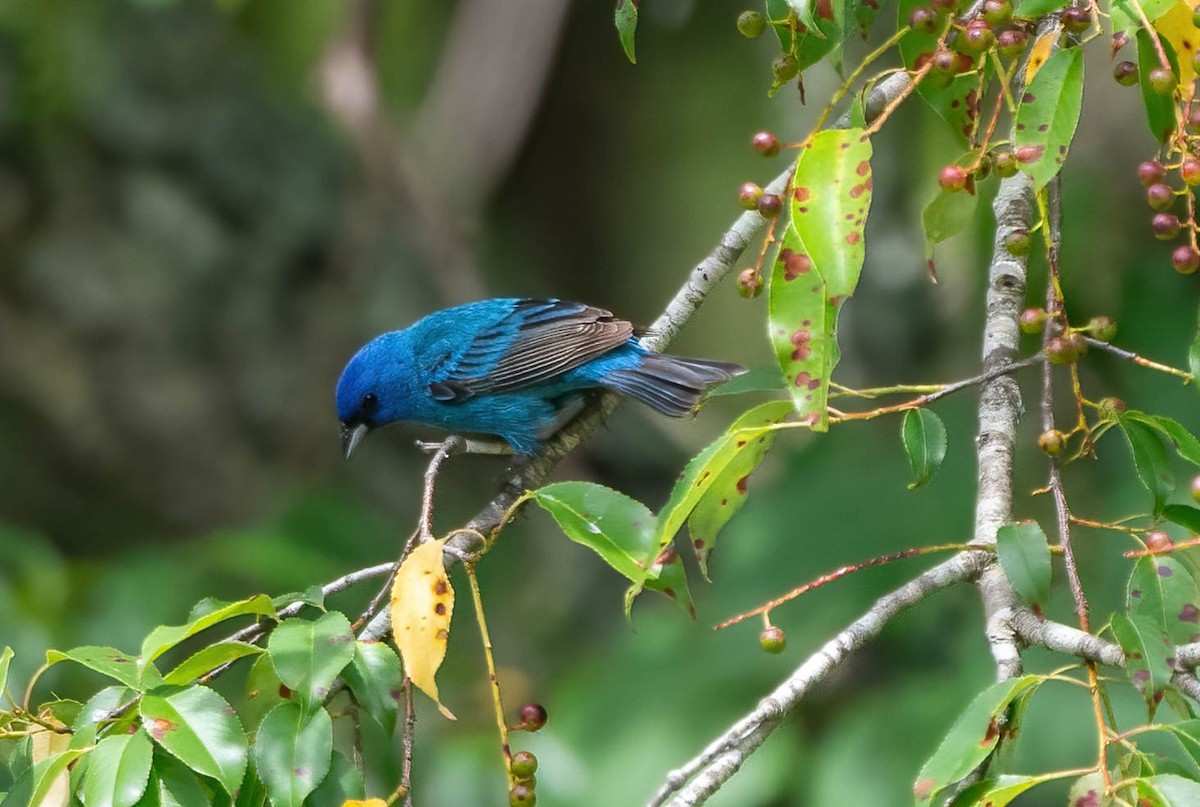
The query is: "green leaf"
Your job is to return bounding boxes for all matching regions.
[1133,555,1200,646]
[1113,0,1177,32]
[996,521,1052,607]
[1189,302,1200,386]
[341,641,403,734]
[307,751,365,805]
[21,748,90,807]
[83,729,154,807]
[685,400,794,577]
[140,595,276,672]
[1125,411,1200,467]
[902,409,947,489]
[252,702,332,807]
[266,612,355,709]
[1120,416,1176,516]
[1013,0,1067,18]
[1113,611,1172,711]
[1137,29,1180,142]
[1014,47,1083,191]
[922,187,978,256]
[1162,720,1200,771]
[1066,773,1108,807]
[1165,504,1200,532]
[0,646,12,698]
[946,773,1059,806]
[532,482,693,614]
[1139,773,1200,803]
[897,0,988,143]
[133,753,213,807]
[46,647,160,691]
[74,686,137,732]
[242,655,286,733]
[163,642,263,686]
[614,0,637,64]
[140,685,247,796]
[770,128,872,429]
[912,675,1045,804]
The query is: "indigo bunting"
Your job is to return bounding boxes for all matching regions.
[336,298,745,456]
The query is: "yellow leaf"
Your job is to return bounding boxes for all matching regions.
[342,800,388,807]
[1157,2,1200,99]
[1024,29,1059,84]
[391,538,456,720]
[30,723,71,807]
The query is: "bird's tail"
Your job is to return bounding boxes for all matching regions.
[602,354,746,417]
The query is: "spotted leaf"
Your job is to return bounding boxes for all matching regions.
[253,702,333,807]
[391,538,455,718]
[139,685,247,797]
[1014,48,1083,191]
[266,612,355,710]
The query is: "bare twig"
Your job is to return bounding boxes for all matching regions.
[419,437,463,541]
[402,677,416,807]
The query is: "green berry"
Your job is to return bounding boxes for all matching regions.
[772,53,799,82]
[509,783,536,806]
[983,0,1013,26]
[909,7,939,33]
[1019,308,1047,334]
[511,751,539,780]
[1191,475,1200,504]
[1148,67,1177,96]
[1038,429,1066,456]
[1097,397,1126,419]
[1113,61,1138,86]
[992,149,1018,178]
[737,10,767,38]
[1086,316,1117,342]
[760,625,787,654]
[1046,336,1078,365]
[997,30,1027,58]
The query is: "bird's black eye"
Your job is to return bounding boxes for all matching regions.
[361,393,379,413]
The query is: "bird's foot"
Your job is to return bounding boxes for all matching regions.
[416,438,513,456]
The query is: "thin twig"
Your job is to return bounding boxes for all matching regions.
[401,677,416,807]
[419,436,463,541]
[1084,337,1195,382]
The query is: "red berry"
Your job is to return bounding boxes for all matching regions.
[738,182,763,210]
[1046,336,1079,365]
[909,6,939,33]
[1173,245,1200,274]
[1152,213,1182,239]
[518,703,548,732]
[1145,531,1175,554]
[983,0,1013,26]
[511,751,539,780]
[1113,61,1138,86]
[737,268,763,299]
[997,30,1028,58]
[1149,67,1177,96]
[958,23,995,55]
[1038,429,1066,456]
[1138,161,1167,186]
[939,165,969,192]
[760,625,787,654]
[1147,183,1175,211]
[752,131,781,157]
[1182,157,1200,186]
[1019,308,1047,334]
[932,49,958,74]
[1061,7,1091,33]
[757,193,784,218]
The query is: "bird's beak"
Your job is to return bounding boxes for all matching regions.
[341,422,369,459]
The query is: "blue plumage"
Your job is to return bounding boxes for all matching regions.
[336,298,745,456]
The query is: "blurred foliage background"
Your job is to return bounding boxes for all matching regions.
[0,0,1198,804]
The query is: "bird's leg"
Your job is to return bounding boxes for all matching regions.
[418,436,464,541]
[416,437,514,456]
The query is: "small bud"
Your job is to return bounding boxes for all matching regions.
[1046,336,1079,365]
[509,783,537,806]
[752,131,781,157]
[1097,396,1126,420]
[992,149,1018,178]
[737,268,763,299]
[511,751,539,780]
[737,10,767,38]
[1086,316,1117,342]
[1019,308,1047,334]
[518,703,548,732]
[760,625,787,654]
[738,182,764,210]
[1038,429,1066,456]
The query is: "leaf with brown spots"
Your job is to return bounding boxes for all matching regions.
[1014,47,1083,190]
[1112,611,1171,711]
[770,127,872,429]
[685,401,795,578]
[391,539,456,719]
[266,612,355,711]
[532,481,693,617]
[1155,2,1200,100]
[912,675,1045,804]
[139,684,248,797]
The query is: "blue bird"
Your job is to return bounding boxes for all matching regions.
[336,298,745,457]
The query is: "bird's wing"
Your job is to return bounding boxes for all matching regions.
[431,299,633,402]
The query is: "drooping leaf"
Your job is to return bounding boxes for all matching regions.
[614,0,637,64]
[1137,28,1180,142]
[1113,611,1172,711]
[139,685,248,796]
[1125,411,1200,467]
[912,675,1045,804]
[253,702,333,807]
[15,748,89,807]
[996,521,1052,607]
[266,611,355,709]
[532,481,693,615]
[1119,416,1176,516]
[1014,47,1083,190]
[902,408,947,489]
[341,641,403,734]
[390,538,455,719]
[46,647,161,691]
[163,641,263,686]
[140,595,276,675]
[685,400,795,577]
[922,187,978,257]
[83,729,154,807]
[771,128,872,428]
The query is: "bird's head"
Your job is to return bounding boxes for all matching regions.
[335,331,413,458]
